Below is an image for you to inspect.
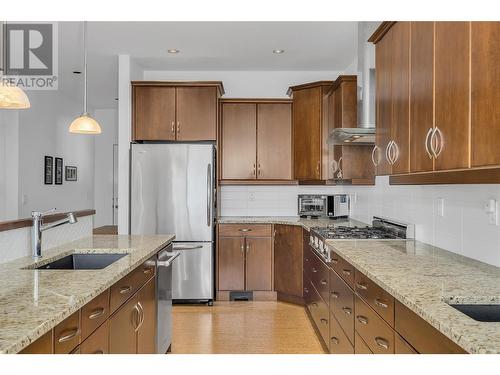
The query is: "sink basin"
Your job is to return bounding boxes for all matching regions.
[449,304,500,322]
[34,253,127,270]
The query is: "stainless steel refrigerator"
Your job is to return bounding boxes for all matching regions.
[130,143,215,304]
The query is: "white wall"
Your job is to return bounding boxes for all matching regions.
[94,109,118,227]
[17,89,96,218]
[0,111,20,221]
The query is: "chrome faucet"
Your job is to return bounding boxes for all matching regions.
[31,208,78,259]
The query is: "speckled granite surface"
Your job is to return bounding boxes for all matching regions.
[326,240,500,354]
[217,216,367,231]
[0,234,174,354]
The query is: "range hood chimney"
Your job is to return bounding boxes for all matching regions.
[328,22,380,146]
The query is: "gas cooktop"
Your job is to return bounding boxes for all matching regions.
[308,217,414,262]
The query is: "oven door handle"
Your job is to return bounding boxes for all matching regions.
[157,252,180,268]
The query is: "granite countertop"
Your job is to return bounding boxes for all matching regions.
[326,239,500,354]
[0,234,174,354]
[217,216,367,231]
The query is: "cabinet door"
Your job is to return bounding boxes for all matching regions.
[176,86,217,141]
[221,103,257,180]
[274,224,303,297]
[133,86,176,141]
[245,237,273,291]
[375,27,393,175]
[257,103,292,179]
[109,296,138,354]
[137,277,157,354]
[19,330,53,354]
[471,22,500,167]
[390,21,410,174]
[293,87,322,180]
[434,22,470,170]
[218,237,246,290]
[410,22,435,172]
[80,321,109,354]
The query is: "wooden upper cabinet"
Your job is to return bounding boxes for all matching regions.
[390,21,410,174]
[218,236,246,290]
[245,237,273,291]
[132,82,223,142]
[176,86,217,141]
[434,22,470,171]
[410,22,435,173]
[471,22,500,167]
[375,27,393,176]
[289,82,332,181]
[134,86,176,141]
[257,103,292,179]
[221,103,257,180]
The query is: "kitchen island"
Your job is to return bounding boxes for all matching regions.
[0,234,174,354]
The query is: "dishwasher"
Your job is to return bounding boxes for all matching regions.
[156,244,180,354]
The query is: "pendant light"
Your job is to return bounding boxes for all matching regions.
[0,21,31,109]
[69,21,101,134]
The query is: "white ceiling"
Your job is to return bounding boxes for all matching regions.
[57,22,359,109]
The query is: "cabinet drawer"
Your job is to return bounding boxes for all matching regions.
[54,311,81,354]
[329,312,354,354]
[81,289,110,340]
[310,253,329,304]
[330,250,355,288]
[309,284,330,346]
[303,244,315,279]
[355,270,395,327]
[218,224,272,237]
[355,332,373,354]
[110,256,155,313]
[355,295,394,354]
[330,270,354,344]
[395,332,417,354]
[19,330,53,354]
[80,321,109,354]
[303,280,314,307]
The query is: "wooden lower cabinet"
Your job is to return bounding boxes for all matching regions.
[274,225,303,299]
[245,237,272,291]
[329,312,354,354]
[354,332,373,354]
[109,296,139,354]
[137,277,157,354]
[20,330,53,354]
[80,321,109,354]
[395,332,417,354]
[54,311,81,354]
[218,236,245,290]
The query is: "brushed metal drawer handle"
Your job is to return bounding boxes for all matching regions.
[320,279,327,285]
[374,337,390,350]
[304,287,309,293]
[58,328,79,343]
[331,337,339,345]
[93,349,104,354]
[119,286,132,294]
[312,268,318,273]
[88,307,105,320]
[311,302,318,308]
[356,315,368,325]
[305,257,309,262]
[331,258,339,264]
[330,291,339,299]
[342,307,352,315]
[342,269,352,276]
[356,282,368,290]
[143,267,153,274]
[320,318,328,324]
[238,228,252,232]
[374,299,389,309]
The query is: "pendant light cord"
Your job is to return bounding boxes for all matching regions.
[83,21,88,114]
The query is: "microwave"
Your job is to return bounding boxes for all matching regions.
[298,194,349,218]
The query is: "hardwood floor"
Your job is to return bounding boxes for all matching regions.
[171,301,326,354]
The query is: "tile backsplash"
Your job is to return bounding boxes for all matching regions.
[0,215,93,264]
[220,178,500,267]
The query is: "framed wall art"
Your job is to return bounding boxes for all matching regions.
[55,157,63,185]
[44,156,53,185]
[65,165,77,181]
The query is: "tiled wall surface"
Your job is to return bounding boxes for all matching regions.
[220,178,500,267]
[0,215,93,264]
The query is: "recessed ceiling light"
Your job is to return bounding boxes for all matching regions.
[273,49,285,54]
[167,49,180,54]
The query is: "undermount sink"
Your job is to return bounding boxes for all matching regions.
[33,253,127,270]
[449,304,500,322]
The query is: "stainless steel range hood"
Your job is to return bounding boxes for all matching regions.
[328,127,375,145]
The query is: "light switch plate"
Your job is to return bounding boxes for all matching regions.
[484,199,498,225]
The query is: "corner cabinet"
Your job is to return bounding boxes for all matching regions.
[132,81,224,142]
[287,81,333,183]
[219,99,293,183]
[371,21,500,184]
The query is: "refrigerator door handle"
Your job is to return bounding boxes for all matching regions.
[207,163,212,227]
[172,244,203,250]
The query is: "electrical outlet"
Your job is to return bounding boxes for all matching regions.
[22,194,28,206]
[484,199,498,225]
[248,192,255,202]
[437,198,445,217]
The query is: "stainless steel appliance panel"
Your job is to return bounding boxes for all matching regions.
[156,244,174,354]
[130,143,215,242]
[171,242,214,301]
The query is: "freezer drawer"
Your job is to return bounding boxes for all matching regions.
[172,242,214,301]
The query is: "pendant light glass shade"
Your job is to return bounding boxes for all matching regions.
[69,113,102,134]
[0,80,31,109]
[69,21,101,135]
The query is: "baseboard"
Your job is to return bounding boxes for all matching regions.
[216,290,277,301]
[277,292,305,306]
